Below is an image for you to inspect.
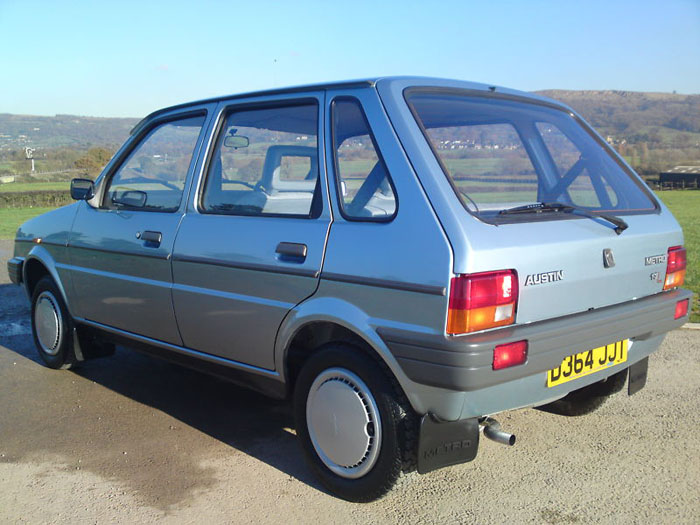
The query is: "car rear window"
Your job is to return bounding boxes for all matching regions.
[405,90,657,220]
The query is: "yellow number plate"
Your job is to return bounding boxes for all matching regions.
[547,340,628,388]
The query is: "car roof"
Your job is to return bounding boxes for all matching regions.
[131,76,571,135]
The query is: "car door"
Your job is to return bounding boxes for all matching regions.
[68,109,211,345]
[171,94,331,370]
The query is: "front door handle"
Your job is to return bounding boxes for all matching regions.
[137,230,162,246]
[276,242,307,260]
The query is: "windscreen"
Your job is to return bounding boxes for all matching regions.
[406,91,656,219]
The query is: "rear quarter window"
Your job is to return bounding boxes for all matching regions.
[332,98,397,221]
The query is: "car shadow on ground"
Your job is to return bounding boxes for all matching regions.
[0,284,330,507]
[79,345,326,485]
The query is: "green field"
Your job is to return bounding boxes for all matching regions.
[0,192,697,321]
[0,207,56,238]
[0,181,70,192]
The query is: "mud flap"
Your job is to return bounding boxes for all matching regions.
[417,414,479,474]
[73,326,116,361]
[628,357,648,395]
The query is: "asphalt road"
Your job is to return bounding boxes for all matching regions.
[1,239,698,524]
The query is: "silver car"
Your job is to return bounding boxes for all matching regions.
[8,77,692,501]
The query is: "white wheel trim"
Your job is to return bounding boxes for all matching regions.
[306,367,382,479]
[34,291,63,356]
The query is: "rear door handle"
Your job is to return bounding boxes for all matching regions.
[276,242,307,260]
[138,230,162,246]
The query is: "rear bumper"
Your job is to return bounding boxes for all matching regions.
[379,288,692,393]
[7,257,23,285]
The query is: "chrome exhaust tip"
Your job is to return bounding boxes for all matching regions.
[481,417,516,446]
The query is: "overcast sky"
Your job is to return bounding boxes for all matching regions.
[2,0,698,118]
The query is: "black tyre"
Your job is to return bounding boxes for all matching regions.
[538,368,628,416]
[30,276,78,370]
[293,344,416,502]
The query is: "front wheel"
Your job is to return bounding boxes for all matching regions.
[293,344,416,502]
[31,276,78,369]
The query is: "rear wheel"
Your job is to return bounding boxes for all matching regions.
[293,344,416,502]
[31,276,78,370]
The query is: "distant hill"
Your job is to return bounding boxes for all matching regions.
[1,89,699,150]
[535,90,700,145]
[0,113,139,150]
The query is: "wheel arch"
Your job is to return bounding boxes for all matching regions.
[23,247,73,316]
[275,297,412,400]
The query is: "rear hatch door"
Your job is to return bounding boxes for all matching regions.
[463,211,682,325]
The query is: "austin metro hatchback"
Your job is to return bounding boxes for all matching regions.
[9,77,692,501]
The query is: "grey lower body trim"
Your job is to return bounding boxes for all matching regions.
[379,289,693,392]
[75,318,286,398]
[7,257,24,285]
[457,335,663,419]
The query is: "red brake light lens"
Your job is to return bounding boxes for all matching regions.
[675,299,689,320]
[447,270,518,334]
[664,246,686,290]
[493,340,528,370]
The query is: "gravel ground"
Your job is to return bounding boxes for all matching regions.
[1,239,699,524]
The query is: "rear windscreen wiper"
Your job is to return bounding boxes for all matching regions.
[498,202,628,235]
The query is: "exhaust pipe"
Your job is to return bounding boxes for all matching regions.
[481,418,516,446]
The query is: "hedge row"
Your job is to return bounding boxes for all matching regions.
[0,190,73,209]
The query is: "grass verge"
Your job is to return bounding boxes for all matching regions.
[0,182,70,192]
[0,207,56,239]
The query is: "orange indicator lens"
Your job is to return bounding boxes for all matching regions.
[664,246,686,291]
[447,270,518,334]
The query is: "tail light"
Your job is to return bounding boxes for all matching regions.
[447,270,518,334]
[664,246,686,290]
[674,299,689,320]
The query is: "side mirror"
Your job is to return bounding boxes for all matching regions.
[70,178,95,200]
[223,135,250,149]
[112,190,147,208]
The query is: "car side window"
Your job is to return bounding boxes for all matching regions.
[332,98,397,221]
[200,103,320,218]
[103,115,205,212]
